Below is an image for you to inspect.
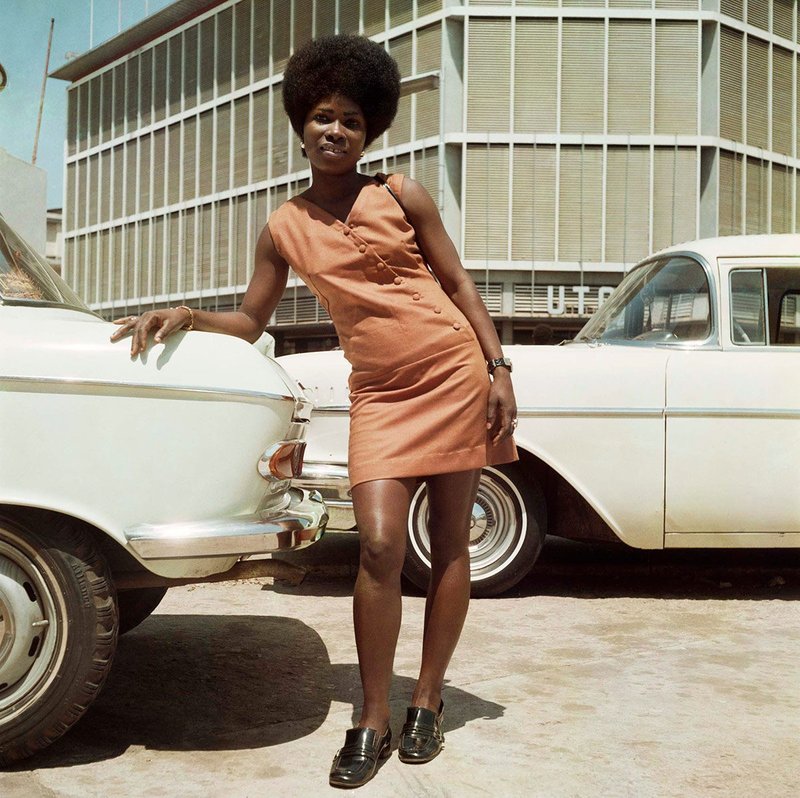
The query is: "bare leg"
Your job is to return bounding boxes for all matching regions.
[411,468,481,711]
[350,477,417,732]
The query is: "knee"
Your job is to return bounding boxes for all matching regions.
[358,530,406,580]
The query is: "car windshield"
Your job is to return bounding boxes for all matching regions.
[574,256,711,344]
[0,215,91,313]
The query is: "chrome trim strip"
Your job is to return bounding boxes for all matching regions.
[125,489,328,559]
[512,406,800,419]
[1,375,295,404]
[311,406,668,417]
[666,407,800,419]
[517,407,663,418]
[312,405,800,420]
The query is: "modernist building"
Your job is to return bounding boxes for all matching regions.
[53,0,800,351]
[0,147,47,252]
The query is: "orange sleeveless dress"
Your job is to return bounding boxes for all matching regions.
[268,173,518,488]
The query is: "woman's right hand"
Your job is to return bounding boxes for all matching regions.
[110,307,192,356]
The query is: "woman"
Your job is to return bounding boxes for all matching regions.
[112,35,517,789]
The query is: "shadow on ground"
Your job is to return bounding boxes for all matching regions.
[14,613,502,770]
[274,532,800,601]
[510,537,800,601]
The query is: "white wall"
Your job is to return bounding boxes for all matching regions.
[0,147,47,252]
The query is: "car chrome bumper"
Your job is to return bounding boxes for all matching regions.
[293,462,357,531]
[125,488,328,559]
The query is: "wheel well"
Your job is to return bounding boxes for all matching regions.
[0,505,150,580]
[515,451,622,545]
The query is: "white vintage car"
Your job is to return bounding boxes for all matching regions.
[0,215,327,764]
[279,235,800,597]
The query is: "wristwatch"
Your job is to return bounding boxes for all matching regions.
[487,357,513,375]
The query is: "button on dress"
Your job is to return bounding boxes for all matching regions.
[268,173,518,488]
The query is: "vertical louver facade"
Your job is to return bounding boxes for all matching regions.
[56,0,800,349]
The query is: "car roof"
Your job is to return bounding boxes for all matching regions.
[648,234,800,264]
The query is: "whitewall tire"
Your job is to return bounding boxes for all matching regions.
[403,463,546,598]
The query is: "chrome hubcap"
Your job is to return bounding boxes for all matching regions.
[408,468,528,583]
[468,502,489,544]
[0,535,61,721]
[0,559,47,691]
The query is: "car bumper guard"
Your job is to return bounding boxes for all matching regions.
[292,462,356,531]
[125,488,328,559]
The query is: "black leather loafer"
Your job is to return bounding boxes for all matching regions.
[398,701,444,764]
[329,726,392,789]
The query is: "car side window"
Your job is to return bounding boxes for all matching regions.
[730,266,800,346]
[730,269,766,345]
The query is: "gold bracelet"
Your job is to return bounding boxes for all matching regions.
[175,305,194,331]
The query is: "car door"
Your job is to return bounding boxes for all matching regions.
[665,258,800,542]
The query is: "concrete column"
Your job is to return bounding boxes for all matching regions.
[699,20,720,237]
[441,15,465,251]
[700,20,720,138]
[700,147,719,238]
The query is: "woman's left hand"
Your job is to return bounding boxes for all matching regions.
[110,308,191,356]
[486,371,517,444]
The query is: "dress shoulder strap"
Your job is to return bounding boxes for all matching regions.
[374,172,406,211]
[374,172,435,275]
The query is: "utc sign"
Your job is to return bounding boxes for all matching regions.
[519,283,619,317]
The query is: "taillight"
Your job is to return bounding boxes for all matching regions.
[258,440,307,481]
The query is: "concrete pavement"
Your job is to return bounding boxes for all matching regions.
[4,535,799,797]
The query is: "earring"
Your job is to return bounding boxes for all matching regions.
[300,142,306,151]
[360,151,365,158]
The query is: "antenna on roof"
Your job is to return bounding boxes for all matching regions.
[32,18,55,165]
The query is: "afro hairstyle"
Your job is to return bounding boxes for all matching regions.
[282,35,401,148]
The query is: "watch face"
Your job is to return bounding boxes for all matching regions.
[488,358,512,373]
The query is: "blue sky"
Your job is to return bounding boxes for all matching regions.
[1,0,173,207]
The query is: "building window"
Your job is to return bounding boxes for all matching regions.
[467,18,510,134]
